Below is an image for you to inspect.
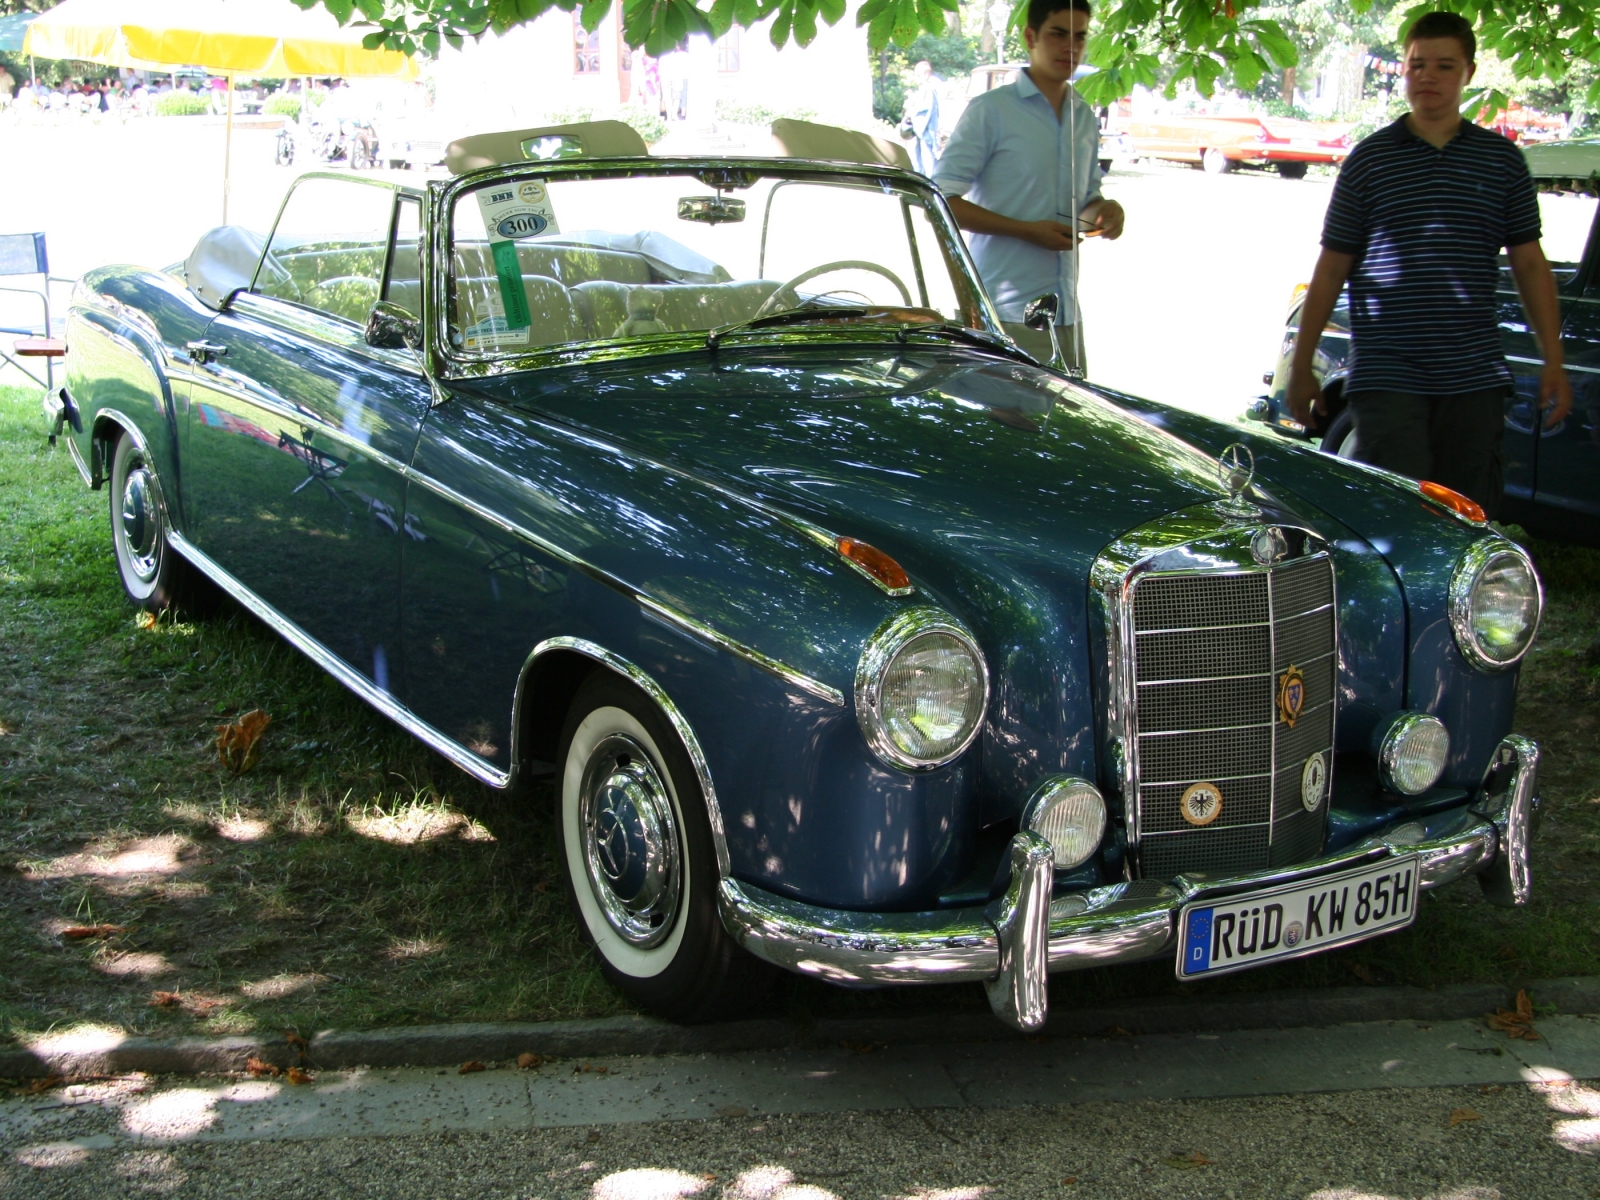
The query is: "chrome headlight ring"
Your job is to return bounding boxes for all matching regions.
[1448,538,1543,672]
[855,607,989,771]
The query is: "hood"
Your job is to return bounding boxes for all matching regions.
[460,345,1239,582]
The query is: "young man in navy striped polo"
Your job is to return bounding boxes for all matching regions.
[1285,12,1571,517]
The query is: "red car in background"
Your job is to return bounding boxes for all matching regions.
[1111,114,1354,177]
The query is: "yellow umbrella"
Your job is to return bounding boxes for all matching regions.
[25,0,418,219]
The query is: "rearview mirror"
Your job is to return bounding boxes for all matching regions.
[678,195,746,224]
[365,301,421,351]
[1022,293,1058,331]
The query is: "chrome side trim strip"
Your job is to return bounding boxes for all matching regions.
[525,637,732,878]
[1506,355,1600,376]
[403,468,844,707]
[166,531,511,790]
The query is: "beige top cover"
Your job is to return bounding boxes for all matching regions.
[445,121,649,174]
[769,119,913,172]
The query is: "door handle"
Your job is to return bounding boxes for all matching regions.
[186,340,229,365]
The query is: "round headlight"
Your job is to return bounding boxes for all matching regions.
[1374,712,1450,795]
[1024,777,1107,870]
[1449,539,1542,671]
[855,609,988,770]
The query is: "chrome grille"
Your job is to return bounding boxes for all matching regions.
[1131,552,1336,880]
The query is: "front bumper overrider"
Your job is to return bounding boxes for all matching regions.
[718,735,1539,1033]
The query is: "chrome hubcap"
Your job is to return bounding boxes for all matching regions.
[120,465,161,582]
[579,734,680,948]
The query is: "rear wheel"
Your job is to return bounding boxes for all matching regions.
[1276,161,1309,179]
[1202,148,1233,174]
[274,132,294,166]
[108,433,209,614]
[557,671,769,1022]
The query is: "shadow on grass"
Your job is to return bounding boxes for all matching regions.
[1,383,1596,1048]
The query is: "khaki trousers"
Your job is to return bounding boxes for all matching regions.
[1002,322,1086,376]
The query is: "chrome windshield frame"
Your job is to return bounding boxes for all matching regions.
[426,156,1005,380]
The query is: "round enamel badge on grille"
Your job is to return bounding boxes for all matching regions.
[1180,781,1223,826]
[1301,751,1327,812]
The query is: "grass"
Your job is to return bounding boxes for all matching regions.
[1,380,1597,1048]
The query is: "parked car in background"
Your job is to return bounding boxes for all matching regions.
[1252,136,1600,546]
[1112,113,1353,177]
[48,120,1542,1033]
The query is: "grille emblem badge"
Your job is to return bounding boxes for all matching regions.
[1251,525,1289,565]
[1301,750,1327,812]
[1277,664,1306,728]
[1180,781,1223,826]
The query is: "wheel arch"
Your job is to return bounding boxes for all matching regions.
[512,637,731,877]
[91,409,156,493]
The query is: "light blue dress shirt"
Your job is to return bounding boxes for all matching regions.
[933,70,1103,324]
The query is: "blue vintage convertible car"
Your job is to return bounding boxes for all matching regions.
[46,120,1541,1030]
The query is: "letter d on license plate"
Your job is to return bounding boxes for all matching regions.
[1176,855,1419,979]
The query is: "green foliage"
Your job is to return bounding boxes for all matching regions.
[873,72,905,124]
[155,91,212,116]
[264,94,303,121]
[713,98,817,124]
[868,29,978,124]
[294,0,1600,104]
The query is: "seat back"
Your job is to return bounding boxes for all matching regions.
[0,233,47,279]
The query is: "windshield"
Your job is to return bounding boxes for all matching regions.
[446,167,994,358]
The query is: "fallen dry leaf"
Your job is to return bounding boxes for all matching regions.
[245,1058,280,1078]
[286,1031,309,1050]
[136,611,157,631]
[586,1130,601,1143]
[1450,1107,1482,1127]
[149,991,183,1009]
[1486,989,1540,1041]
[1061,1179,1078,1187]
[215,709,272,774]
[516,1052,544,1070]
[533,880,551,893]
[61,924,129,940]
[1164,1152,1214,1170]
[1479,1084,1505,1095]
[285,1067,313,1085]
[1100,1026,1133,1038]
[1347,961,1376,984]
[459,1061,486,1074]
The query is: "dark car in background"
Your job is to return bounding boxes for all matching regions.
[46,120,1542,1033]
[1252,138,1600,545]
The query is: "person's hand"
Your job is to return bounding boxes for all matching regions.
[1540,362,1573,428]
[1021,220,1080,252]
[1080,198,1125,241]
[1285,362,1324,426]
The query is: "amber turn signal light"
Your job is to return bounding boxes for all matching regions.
[1419,480,1486,524]
[837,537,911,593]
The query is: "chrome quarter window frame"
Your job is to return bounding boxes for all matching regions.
[854,606,989,772]
[428,157,1005,379]
[1447,536,1544,673]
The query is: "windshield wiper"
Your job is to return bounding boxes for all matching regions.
[899,323,1030,358]
[706,305,891,350]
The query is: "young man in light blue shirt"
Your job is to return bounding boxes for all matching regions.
[933,0,1124,373]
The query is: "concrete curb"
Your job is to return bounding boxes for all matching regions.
[3,977,1596,1080]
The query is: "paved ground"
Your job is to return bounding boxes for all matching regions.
[0,118,1326,421]
[4,1014,1598,1197]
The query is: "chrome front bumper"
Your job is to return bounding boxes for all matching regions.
[719,735,1538,1033]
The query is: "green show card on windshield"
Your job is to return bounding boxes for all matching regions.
[490,240,531,331]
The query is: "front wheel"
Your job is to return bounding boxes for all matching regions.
[108,433,209,613]
[558,671,769,1022]
[1319,406,1357,458]
[274,133,294,166]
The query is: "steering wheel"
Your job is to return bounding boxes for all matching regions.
[753,259,913,319]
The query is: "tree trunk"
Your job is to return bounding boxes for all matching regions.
[1282,65,1296,104]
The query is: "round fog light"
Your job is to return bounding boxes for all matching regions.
[1374,712,1450,796]
[1024,777,1107,870]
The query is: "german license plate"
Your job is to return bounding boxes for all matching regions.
[1176,855,1420,979]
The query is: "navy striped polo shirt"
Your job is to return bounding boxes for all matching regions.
[1321,117,1541,396]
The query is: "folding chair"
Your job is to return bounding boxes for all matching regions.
[1,232,71,391]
